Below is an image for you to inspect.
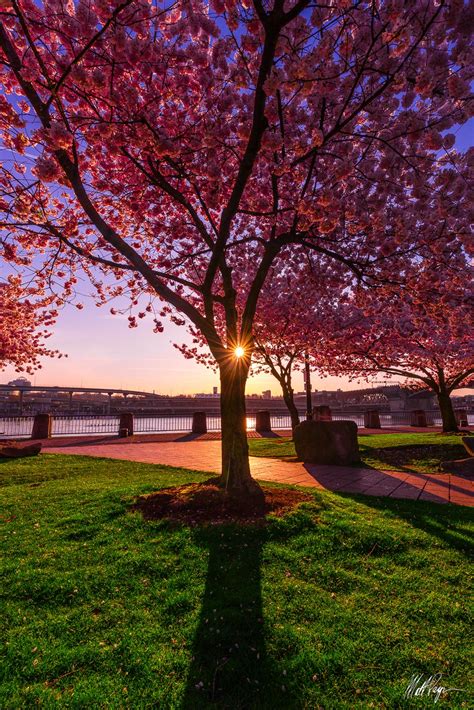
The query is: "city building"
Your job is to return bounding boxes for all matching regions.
[7,377,32,388]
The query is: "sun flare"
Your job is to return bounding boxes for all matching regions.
[234,346,245,358]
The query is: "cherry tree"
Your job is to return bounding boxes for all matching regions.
[252,145,473,435]
[0,0,472,495]
[252,256,350,431]
[253,296,307,432]
[318,269,474,433]
[0,275,59,371]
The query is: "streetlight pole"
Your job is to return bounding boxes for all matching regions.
[304,351,312,421]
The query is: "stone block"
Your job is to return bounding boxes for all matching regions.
[410,410,428,427]
[255,410,272,433]
[192,411,207,434]
[31,413,52,439]
[119,412,134,436]
[364,410,381,428]
[294,420,360,465]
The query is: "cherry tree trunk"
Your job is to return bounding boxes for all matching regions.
[282,385,300,434]
[437,388,458,433]
[217,360,262,497]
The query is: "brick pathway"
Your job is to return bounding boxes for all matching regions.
[43,436,474,507]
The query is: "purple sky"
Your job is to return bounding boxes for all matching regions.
[1,297,370,394]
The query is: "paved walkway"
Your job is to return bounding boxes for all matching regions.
[43,436,474,507]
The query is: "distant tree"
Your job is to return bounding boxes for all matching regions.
[0,276,59,372]
[252,258,349,432]
[0,0,471,495]
[318,271,474,433]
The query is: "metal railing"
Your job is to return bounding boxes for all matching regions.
[1,409,472,439]
[305,411,451,428]
[0,416,35,438]
[51,415,120,436]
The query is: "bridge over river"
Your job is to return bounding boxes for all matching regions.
[0,385,164,415]
[1,383,471,418]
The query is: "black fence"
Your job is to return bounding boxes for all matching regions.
[1,408,471,439]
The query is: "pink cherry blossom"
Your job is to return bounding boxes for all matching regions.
[0,0,472,489]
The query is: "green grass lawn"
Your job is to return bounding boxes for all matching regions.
[249,433,468,473]
[1,454,472,708]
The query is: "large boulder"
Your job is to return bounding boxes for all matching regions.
[294,420,360,466]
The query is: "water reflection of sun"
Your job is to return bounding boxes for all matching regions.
[245,417,255,431]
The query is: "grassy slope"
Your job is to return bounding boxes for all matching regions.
[249,433,468,473]
[0,454,472,709]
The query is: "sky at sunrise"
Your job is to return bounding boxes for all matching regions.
[1,124,472,396]
[0,297,370,394]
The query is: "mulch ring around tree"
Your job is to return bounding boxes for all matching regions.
[131,479,313,526]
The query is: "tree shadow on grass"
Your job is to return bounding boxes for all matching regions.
[337,492,474,557]
[181,524,282,709]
